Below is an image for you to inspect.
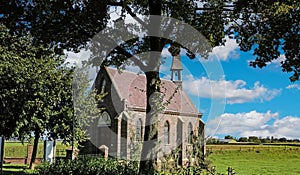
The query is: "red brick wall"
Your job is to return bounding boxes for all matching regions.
[4,144,42,165]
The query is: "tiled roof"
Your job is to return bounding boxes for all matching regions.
[106,67,200,117]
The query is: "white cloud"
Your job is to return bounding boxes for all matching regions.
[161,47,172,58]
[183,77,281,104]
[206,36,239,61]
[207,110,300,139]
[270,54,286,66]
[64,50,99,86]
[248,54,286,67]
[286,84,300,90]
[64,50,91,67]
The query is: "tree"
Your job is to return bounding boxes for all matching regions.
[1,0,299,173]
[0,1,230,173]
[230,0,300,81]
[258,137,270,143]
[248,136,260,143]
[224,135,234,139]
[238,137,248,142]
[0,24,104,167]
[0,24,76,168]
[278,137,287,142]
[72,64,105,156]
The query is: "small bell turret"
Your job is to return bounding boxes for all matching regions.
[170,55,182,89]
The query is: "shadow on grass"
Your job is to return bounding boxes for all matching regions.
[1,164,34,175]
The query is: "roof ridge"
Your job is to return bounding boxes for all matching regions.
[106,66,179,83]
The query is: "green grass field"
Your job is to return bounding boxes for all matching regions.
[207,144,300,175]
[3,142,300,174]
[2,141,69,174]
[4,141,68,158]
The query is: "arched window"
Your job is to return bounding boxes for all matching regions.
[136,119,142,142]
[188,123,193,144]
[97,111,111,127]
[164,121,170,144]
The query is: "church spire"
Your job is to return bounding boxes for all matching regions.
[170,55,182,89]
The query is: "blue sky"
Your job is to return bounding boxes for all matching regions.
[158,38,300,140]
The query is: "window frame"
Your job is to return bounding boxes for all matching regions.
[188,122,193,144]
[136,119,142,142]
[164,121,170,145]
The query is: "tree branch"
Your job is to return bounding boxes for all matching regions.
[114,46,147,71]
[107,1,123,6]
[124,6,148,27]
[195,7,234,11]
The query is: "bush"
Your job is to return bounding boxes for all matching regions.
[34,157,214,175]
[34,157,139,175]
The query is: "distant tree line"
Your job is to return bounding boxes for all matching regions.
[207,135,300,144]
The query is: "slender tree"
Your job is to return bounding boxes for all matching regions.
[0,24,75,168]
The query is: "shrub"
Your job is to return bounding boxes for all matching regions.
[34,157,217,175]
[34,157,139,175]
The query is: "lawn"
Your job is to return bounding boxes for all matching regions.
[4,141,69,158]
[1,164,34,174]
[207,145,300,175]
[2,141,69,174]
[3,142,300,174]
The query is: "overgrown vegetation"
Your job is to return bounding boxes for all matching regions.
[157,134,215,175]
[33,135,214,175]
[34,157,139,175]
[33,156,217,175]
[0,24,75,168]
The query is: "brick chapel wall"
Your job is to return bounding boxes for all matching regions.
[90,69,123,156]
[93,68,205,162]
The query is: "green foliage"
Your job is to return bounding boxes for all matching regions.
[0,0,109,54]
[72,65,105,144]
[230,0,300,81]
[0,24,75,142]
[34,157,139,175]
[34,156,219,175]
[224,135,234,139]
[2,1,298,81]
[158,134,215,175]
[0,23,102,145]
[2,164,35,174]
[248,136,260,143]
[156,166,216,175]
[0,23,86,168]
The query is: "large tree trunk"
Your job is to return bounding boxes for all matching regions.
[139,71,161,174]
[139,1,162,174]
[29,131,40,169]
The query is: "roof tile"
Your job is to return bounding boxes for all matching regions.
[106,67,199,116]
